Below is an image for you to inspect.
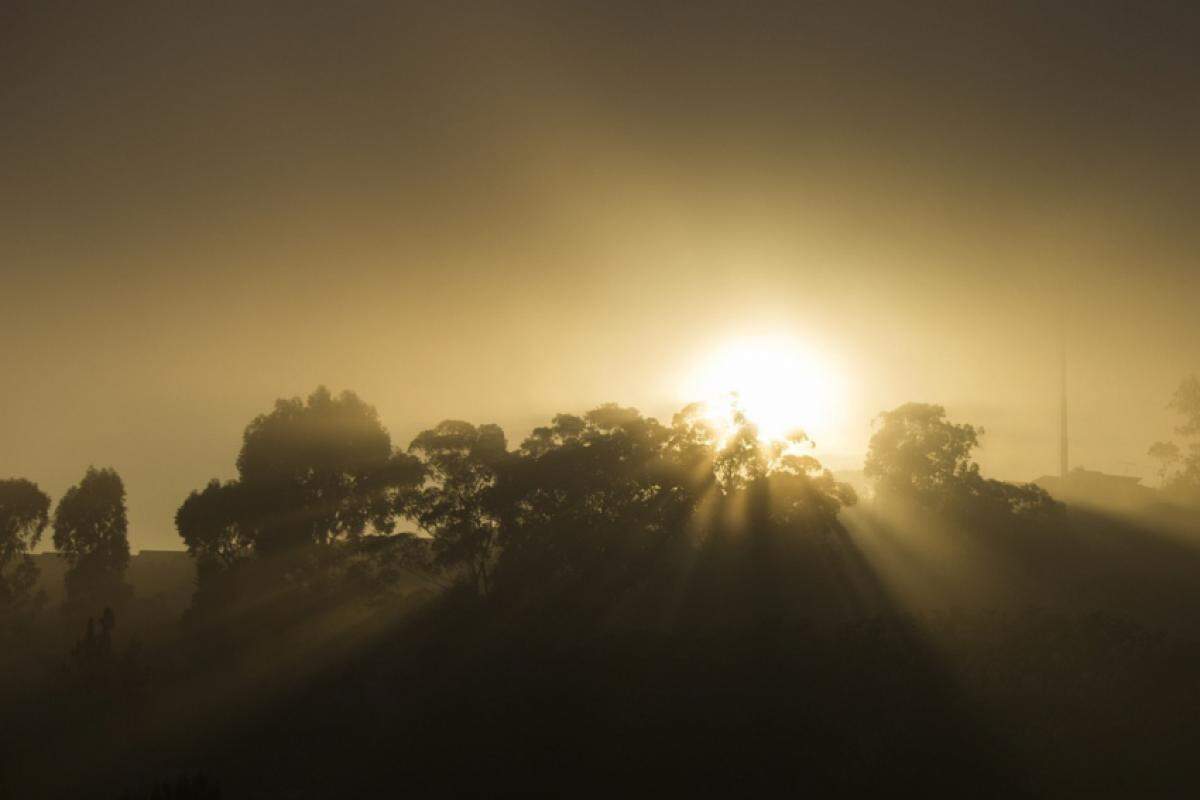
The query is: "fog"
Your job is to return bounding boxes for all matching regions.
[3,2,1197,549]
[6,5,1200,795]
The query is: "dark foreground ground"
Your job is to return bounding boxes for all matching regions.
[5,505,1200,798]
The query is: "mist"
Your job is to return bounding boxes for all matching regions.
[4,1,1198,549]
[3,2,1200,797]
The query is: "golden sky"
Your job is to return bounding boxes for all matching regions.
[3,2,1199,549]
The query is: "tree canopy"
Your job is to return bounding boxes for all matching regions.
[491,405,695,597]
[170,387,1086,618]
[236,386,423,554]
[406,420,508,595]
[865,403,982,507]
[175,479,252,567]
[1149,375,1200,501]
[0,478,51,612]
[486,402,857,603]
[53,467,132,611]
[177,387,425,567]
[865,402,1056,518]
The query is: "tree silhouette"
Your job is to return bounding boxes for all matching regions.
[175,388,426,617]
[0,477,51,614]
[175,479,258,615]
[407,420,508,595]
[489,402,857,608]
[864,403,982,509]
[865,402,1054,517]
[1148,440,1182,483]
[234,386,423,555]
[175,479,251,568]
[1149,375,1200,501]
[1170,374,1200,436]
[682,399,857,521]
[53,467,132,611]
[493,405,691,597]
[178,387,423,561]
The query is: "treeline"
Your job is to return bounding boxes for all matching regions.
[4,379,1200,796]
[168,387,1064,626]
[6,374,1197,628]
[0,466,131,620]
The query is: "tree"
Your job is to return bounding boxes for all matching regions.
[1149,375,1200,501]
[671,399,855,526]
[493,402,858,607]
[230,386,424,555]
[494,405,692,595]
[53,467,132,611]
[865,403,1055,517]
[864,403,982,509]
[0,478,51,613]
[407,420,509,595]
[175,387,426,617]
[175,478,258,613]
[763,450,859,529]
[175,479,252,568]
[1148,441,1182,484]
[1169,374,1200,437]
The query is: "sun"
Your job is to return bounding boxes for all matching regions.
[682,335,844,445]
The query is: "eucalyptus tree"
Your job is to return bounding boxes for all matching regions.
[176,387,426,616]
[406,420,509,596]
[494,405,690,594]
[865,402,1055,517]
[0,478,51,612]
[234,386,424,555]
[1149,375,1200,502]
[53,467,132,610]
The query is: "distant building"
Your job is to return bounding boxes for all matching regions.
[127,550,197,604]
[31,549,195,609]
[1034,467,1159,512]
[1041,333,1160,511]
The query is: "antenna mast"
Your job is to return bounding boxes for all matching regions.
[1059,306,1069,479]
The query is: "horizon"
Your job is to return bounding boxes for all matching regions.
[6,5,1200,797]
[6,4,1197,550]
[15,377,1181,552]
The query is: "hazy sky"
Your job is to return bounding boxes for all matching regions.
[4,2,1199,550]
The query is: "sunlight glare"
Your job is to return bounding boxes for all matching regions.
[683,335,844,445]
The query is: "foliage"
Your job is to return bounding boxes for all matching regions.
[406,420,508,595]
[493,405,692,598]
[0,477,51,613]
[487,401,857,607]
[53,467,132,610]
[175,480,252,568]
[1149,375,1200,501]
[864,402,983,507]
[865,402,1057,518]
[180,390,858,606]
[234,386,424,554]
[15,388,1200,797]
[176,388,426,615]
[338,533,444,602]
[1169,374,1200,437]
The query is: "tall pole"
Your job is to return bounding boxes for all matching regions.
[1059,313,1069,479]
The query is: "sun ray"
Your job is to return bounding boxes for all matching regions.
[681,334,845,447]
